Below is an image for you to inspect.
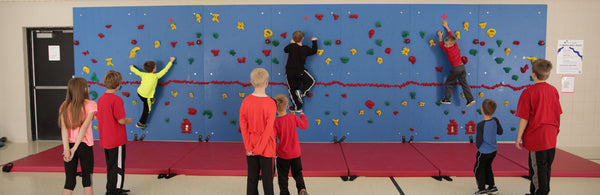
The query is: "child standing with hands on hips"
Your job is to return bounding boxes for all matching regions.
[474,99,503,195]
[129,57,175,128]
[438,19,475,107]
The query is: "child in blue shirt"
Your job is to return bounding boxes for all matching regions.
[474,99,504,194]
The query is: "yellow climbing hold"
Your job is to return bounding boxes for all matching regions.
[376,110,382,116]
[132,100,137,105]
[129,47,140,58]
[487,28,496,38]
[106,58,113,66]
[401,47,410,56]
[377,57,383,64]
[505,48,511,56]
[239,93,245,98]
[196,13,202,23]
[317,49,324,56]
[462,93,465,98]
[429,40,436,47]
[315,119,321,125]
[171,91,178,98]
[170,23,177,30]
[264,29,273,38]
[332,119,339,126]
[211,13,219,23]
[325,58,331,65]
[93,125,98,130]
[402,101,407,106]
[189,92,194,98]
[455,31,461,39]
[237,22,244,30]
[464,22,469,31]
[82,66,90,74]
[359,110,364,115]
[526,56,537,63]
[479,92,484,98]
[479,22,487,29]
[350,48,357,55]
[419,102,425,107]
[222,93,228,99]
[154,41,160,48]
[503,101,509,107]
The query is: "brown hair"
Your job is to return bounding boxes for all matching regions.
[250,68,269,87]
[532,59,552,81]
[482,99,497,116]
[58,77,89,129]
[274,94,289,112]
[292,31,304,43]
[143,61,156,72]
[103,70,122,89]
[444,36,456,43]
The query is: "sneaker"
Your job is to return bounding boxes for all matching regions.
[299,189,308,195]
[440,99,451,104]
[295,90,304,103]
[136,122,147,129]
[487,186,498,195]
[466,100,476,107]
[474,189,488,194]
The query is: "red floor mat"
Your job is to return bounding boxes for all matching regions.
[298,143,348,177]
[169,142,247,176]
[8,144,65,173]
[411,143,528,177]
[341,143,439,177]
[118,141,198,174]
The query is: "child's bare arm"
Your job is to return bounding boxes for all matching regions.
[515,118,528,150]
[118,118,133,125]
[438,31,443,42]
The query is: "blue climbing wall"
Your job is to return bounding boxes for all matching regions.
[74,4,546,142]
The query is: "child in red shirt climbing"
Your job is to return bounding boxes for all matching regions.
[273,94,309,195]
[438,19,475,107]
[239,68,277,195]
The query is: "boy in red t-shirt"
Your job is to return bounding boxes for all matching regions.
[96,70,133,195]
[438,19,475,107]
[239,68,277,195]
[515,59,562,195]
[273,94,309,195]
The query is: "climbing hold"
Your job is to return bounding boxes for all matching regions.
[129,47,140,58]
[195,13,202,23]
[336,40,341,45]
[402,31,409,38]
[188,108,197,115]
[385,101,390,106]
[479,92,484,98]
[495,58,504,64]
[511,127,516,131]
[477,109,482,115]
[82,66,89,74]
[512,75,519,81]
[264,29,273,38]
[487,28,496,38]
[237,57,246,63]
[341,94,347,98]
[496,40,503,47]
[131,39,137,45]
[444,110,449,115]
[315,119,321,125]
[210,49,220,56]
[503,67,511,73]
[462,93,465,99]
[464,22,469,31]
[526,56,537,63]
[376,39,383,46]
[479,22,486,29]
[105,24,112,29]
[165,102,170,106]
[73,40,79,45]
[324,40,332,46]
[186,41,194,46]
[119,92,129,98]
[365,100,375,109]
[325,58,331,65]
[510,110,517,115]
[222,93,227,99]
[171,91,178,98]
[332,119,339,126]
[408,56,416,64]
[333,14,340,20]
[473,39,480,44]
[280,32,287,39]
[181,119,192,134]
[367,120,373,124]
[211,13,219,23]
[349,14,358,19]
[212,33,219,39]
[165,118,170,123]
[265,39,271,44]
[513,41,520,45]
[488,48,494,55]
[393,111,399,115]
[359,110,364,115]
[170,23,177,30]
[505,48,511,56]
[385,48,391,54]
[262,49,271,57]
[455,31,461,39]
[91,59,97,63]
[230,119,237,125]
[520,64,529,73]
[239,93,245,98]
[272,40,280,47]
[435,66,443,72]
[420,31,426,39]
[98,33,105,38]
[343,111,348,116]
[462,111,466,115]
[404,38,411,44]
[480,41,486,46]
[461,56,469,65]
[229,50,236,56]
[419,102,425,107]
[317,49,324,56]
[469,49,478,56]
[429,40,436,47]
[237,22,244,30]
[171,42,177,48]
[503,101,508,107]
[325,94,329,97]
[376,21,382,28]
[255,58,263,65]
[538,40,545,46]
[132,100,137,105]
[196,32,202,38]
[188,58,194,65]
[154,41,160,48]
[350,49,357,55]
[401,47,410,56]
[436,101,442,106]
[89,91,97,100]
[90,72,99,82]
[340,57,349,64]
[368,29,375,39]
[272,58,279,64]
[366,49,374,55]
[377,57,383,64]
[203,110,213,119]
[410,92,416,99]
[402,101,407,106]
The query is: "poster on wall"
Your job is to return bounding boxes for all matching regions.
[48,45,60,61]
[556,40,583,74]
[561,76,575,93]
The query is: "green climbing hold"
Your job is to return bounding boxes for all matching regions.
[173,59,178,65]
[324,40,332,46]
[420,31,426,39]
[196,32,202,38]
[89,91,98,100]
[366,49,374,55]
[512,75,519,81]
[376,39,383,46]
[325,111,330,115]
[272,40,280,47]
[255,58,263,65]
[340,57,349,64]
[436,101,442,106]
[495,58,504,64]
[385,101,390,106]
[90,72,99,82]
[477,109,482,115]
[188,58,194,65]
[229,50,236,56]
[212,33,219,39]
[165,118,170,123]
[530,76,534,81]
[496,40,503,47]
[272,58,279,64]
[511,127,517,131]
[202,110,213,119]
[469,49,478,56]
[444,110,449,115]
[410,92,416,99]
[488,48,495,55]
[402,31,410,38]
[343,111,348,116]
[376,21,382,28]
[367,120,373,124]
[230,119,237,125]
[503,67,512,73]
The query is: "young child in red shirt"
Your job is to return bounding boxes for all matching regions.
[96,70,133,195]
[515,59,562,195]
[438,19,475,107]
[273,94,309,195]
[239,68,277,195]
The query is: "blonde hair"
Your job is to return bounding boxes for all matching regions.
[250,68,269,87]
[532,59,552,81]
[274,94,289,112]
[59,77,89,129]
[482,99,497,116]
[104,70,122,89]
[292,31,304,43]
[444,36,456,43]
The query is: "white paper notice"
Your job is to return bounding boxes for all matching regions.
[556,40,583,74]
[48,45,60,61]
[561,76,575,93]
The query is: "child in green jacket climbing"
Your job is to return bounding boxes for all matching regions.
[130,57,175,128]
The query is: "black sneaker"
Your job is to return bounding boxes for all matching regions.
[136,122,147,128]
[466,100,476,107]
[474,189,488,194]
[440,99,451,104]
[487,186,498,195]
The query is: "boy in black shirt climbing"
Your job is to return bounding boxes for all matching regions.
[284,31,318,112]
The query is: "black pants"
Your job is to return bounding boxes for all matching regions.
[474,151,496,191]
[444,65,474,102]
[64,143,94,190]
[529,148,555,195]
[137,93,150,125]
[105,144,126,195]
[247,155,274,195]
[277,157,306,195]
[286,69,315,110]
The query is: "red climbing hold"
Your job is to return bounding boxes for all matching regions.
[510,110,516,114]
[466,121,476,134]
[435,66,443,72]
[385,47,391,54]
[137,24,144,30]
[325,94,330,97]
[188,108,197,115]
[307,93,313,97]
[435,136,440,140]
[341,93,347,98]
[196,40,202,45]
[473,39,479,44]
[181,119,191,134]
[73,40,79,45]
[131,39,137,45]
[513,41,520,45]
[105,25,112,28]
[211,50,220,56]
[223,111,227,115]
[462,110,466,115]
[480,41,486,46]
[265,39,271,44]
[98,33,105,38]
[336,40,341,45]
[447,120,458,135]
[368,29,375,39]
[332,14,340,20]
[461,56,469,65]
[280,32,287,39]
[187,41,194,46]
[165,101,170,106]
[121,92,130,97]
[538,40,545,46]
[171,41,177,48]
[365,100,375,109]
[349,14,358,19]
[262,49,271,57]
[237,57,246,63]
[404,38,411,44]
[394,111,399,115]
[408,56,416,64]
[82,50,89,56]
[315,14,324,20]
[410,128,414,131]
[91,59,97,63]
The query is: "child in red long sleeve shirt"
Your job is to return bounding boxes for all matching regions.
[239,68,277,195]
[438,19,475,107]
[273,94,309,195]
